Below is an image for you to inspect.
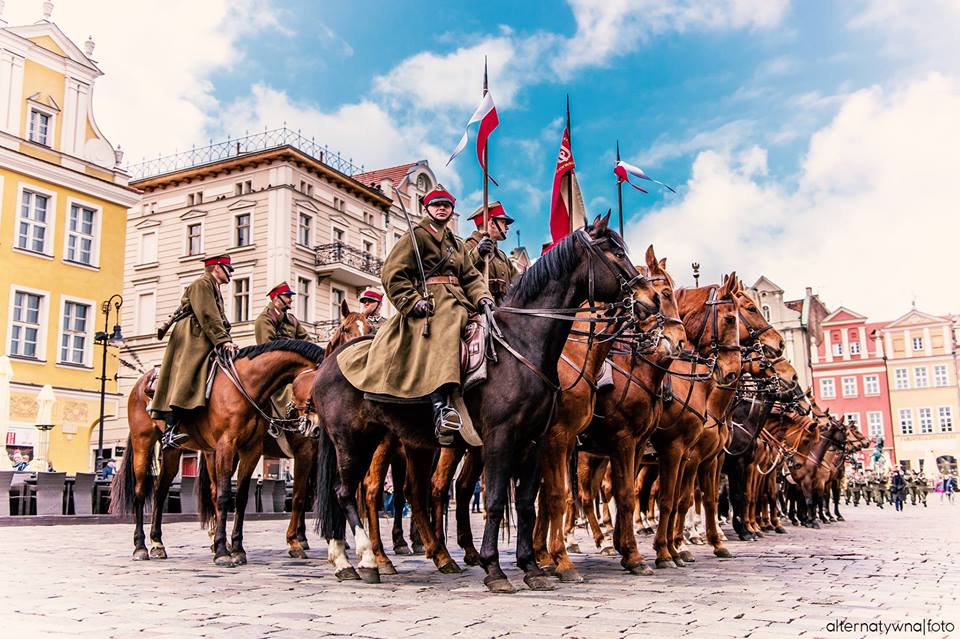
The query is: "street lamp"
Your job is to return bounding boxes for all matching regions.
[95,295,123,476]
[691,262,700,288]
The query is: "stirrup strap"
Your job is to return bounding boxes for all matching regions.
[436,405,462,432]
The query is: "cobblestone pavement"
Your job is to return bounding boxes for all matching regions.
[3,499,958,638]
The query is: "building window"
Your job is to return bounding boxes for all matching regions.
[186,223,202,256]
[28,109,51,145]
[298,214,312,246]
[913,367,928,389]
[333,196,345,212]
[841,376,857,397]
[235,213,251,247]
[912,336,923,351]
[898,408,913,435]
[10,291,43,358]
[849,341,861,355]
[187,191,203,207]
[235,180,252,196]
[299,180,313,196]
[297,277,311,320]
[333,226,345,244]
[17,190,50,254]
[832,343,842,356]
[59,301,90,365]
[918,407,933,434]
[819,378,836,399]
[864,375,880,396]
[761,305,770,321]
[934,364,949,387]
[417,174,429,192]
[939,406,954,432]
[331,287,345,321]
[233,278,250,323]
[867,412,883,438]
[136,292,156,336]
[894,368,909,390]
[66,203,97,265]
[139,232,158,265]
[844,413,860,430]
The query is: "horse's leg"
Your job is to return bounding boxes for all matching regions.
[672,452,700,564]
[538,437,573,580]
[390,450,413,555]
[608,445,652,575]
[455,448,484,566]
[404,447,460,574]
[129,430,158,561]
[229,443,263,566]
[148,448,182,559]
[287,440,315,558]
[653,442,684,568]
[478,437,515,593]
[599,464,614,529]
[430,447,463,557]
[212,440,239,567]
[362,437,395,573]
[582,457,610,552]
[514,442,553,591]
[700,457,730,558]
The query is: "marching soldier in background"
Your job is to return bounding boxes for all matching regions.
[871,471,886,508]
[464,201,518,304]
[910,470,928,507]
[359,288,385,333]
[840,472,850,505]
[151,254,237,448]
[255,282,311,416]
[850,468,865,506]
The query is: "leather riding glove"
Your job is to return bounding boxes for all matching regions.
[476,237,494,257]
[411,299,433,318]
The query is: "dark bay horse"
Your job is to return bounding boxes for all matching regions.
[111,339,326,566]
[313,213,663,593]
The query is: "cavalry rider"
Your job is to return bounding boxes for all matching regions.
[463,201,518,304]
[337,184,493,446]
[359,288,385,333]
[255,281,310,343]
[150,254,237,448]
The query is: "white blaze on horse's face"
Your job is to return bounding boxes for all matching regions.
[356,320,365,336]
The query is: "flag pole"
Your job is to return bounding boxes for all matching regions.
[482,56,491,287]
[566,94,574,233]
[616,140,624,237]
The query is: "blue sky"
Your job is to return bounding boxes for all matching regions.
[10,0,959,317]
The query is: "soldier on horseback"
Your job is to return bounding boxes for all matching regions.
[337,185,493,445]
[463,201,518,304]
[255,281,310,343]
[150,254,237,448]
[359,288,384,333]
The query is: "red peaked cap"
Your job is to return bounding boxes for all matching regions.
[360,289,383,304]
[422,184,455,207]
[267,282,295,299]
[468,201,514,228]
[203,254,234,271]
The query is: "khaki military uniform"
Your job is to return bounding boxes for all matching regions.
[464,230,519,304]
[338,216,491,399]
[254,302,311,410]
[151,272,231,413]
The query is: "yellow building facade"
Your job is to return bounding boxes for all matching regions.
[0,17,138,473]
[882,309,960,476]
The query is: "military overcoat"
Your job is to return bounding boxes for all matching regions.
[254,303,310,343]
[151,272,231,413]
[338,216,491,399]
[464,230,519,303]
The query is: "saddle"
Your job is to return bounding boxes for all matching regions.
[461,315,487,391]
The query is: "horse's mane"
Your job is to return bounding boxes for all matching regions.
[236,338,326,363]
[503,230,579,305]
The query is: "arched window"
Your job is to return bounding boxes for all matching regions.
[761,305,770,321]
[416,174,431,192]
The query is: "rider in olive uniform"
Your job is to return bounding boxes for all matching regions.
[462,201,518,305]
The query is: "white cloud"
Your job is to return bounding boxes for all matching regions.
[850,0,960,73]
[637,119,755,166]
[626,73,960,318]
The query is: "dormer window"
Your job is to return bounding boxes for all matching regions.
[29,109,53,146]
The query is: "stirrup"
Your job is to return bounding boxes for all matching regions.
[435,405,462,433]
[161,427,188,450]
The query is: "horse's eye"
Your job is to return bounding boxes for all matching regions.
[662,290,672,299]
[724,316,736,326]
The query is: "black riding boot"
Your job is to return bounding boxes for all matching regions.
[430,390,462,447]
[159,410,188,449]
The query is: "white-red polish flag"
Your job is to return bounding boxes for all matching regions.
[614,161,676,193]
[446,92,499,175]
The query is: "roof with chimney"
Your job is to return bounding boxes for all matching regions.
[353,161,425,188]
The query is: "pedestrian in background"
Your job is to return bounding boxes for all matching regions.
[472,480,482,513]
[102,459,117,480]
[891,469,906,511]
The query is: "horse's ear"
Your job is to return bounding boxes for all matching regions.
[600,210,612,230]
[645,244,657,269]
[340,299,351,318]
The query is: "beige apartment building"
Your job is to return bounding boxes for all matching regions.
[106,130,437,473]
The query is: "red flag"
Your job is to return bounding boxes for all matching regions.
[447,92,499,183]
[545,127,585,252]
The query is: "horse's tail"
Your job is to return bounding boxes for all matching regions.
[110,435,149,515]
[197,454,216,529]
[314,426,345,539]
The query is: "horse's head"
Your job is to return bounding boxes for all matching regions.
[679,273,742,386]
[635,245,686,358]
[578,212,660,318]
[325,303,374,356]
[735,286,785,358]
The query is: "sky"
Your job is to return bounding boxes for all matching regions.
[6,0,960,319]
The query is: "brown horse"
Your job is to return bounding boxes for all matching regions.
[111,339,326,566]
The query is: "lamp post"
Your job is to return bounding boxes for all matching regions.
[34,384,55,472]
[95,295,123,476]
[691,262,700,288]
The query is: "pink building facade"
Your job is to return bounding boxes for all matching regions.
[811,307,895,467]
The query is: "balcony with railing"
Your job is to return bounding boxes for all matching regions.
[315,242,383,287]
[124,127,365,181]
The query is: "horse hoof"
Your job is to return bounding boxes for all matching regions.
[299,540,311,551]
[393,544,412,556]
[288,548,309,559]
[811,521,821,529]
[132,548,150,561]
[335,567,361,582]
[689,536,704,545]
[411,544,425,555]
[540,564,558,577]
[737,534,751,542]
[626,563,654,576]
[524,574,556,591]
[774,526,787,534]
[835,515,844,522]
[566,543,582,554]
[377,561,398,576]
[358,567,381,584]
[655,558,674,569]
[672,557,686,568]
[438,560,462,574]
[484,576,516,594]
[231,551,247,566]
[642,527,654,535]
[679,550,696,563]
[599,546,617,557]
[214,555,237,568]
[714,547,733,559]
[761,526,773,532]
[753,530,764,538]
[148,546,167,560]
[463,550,482,567]
[557,568,584,583]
